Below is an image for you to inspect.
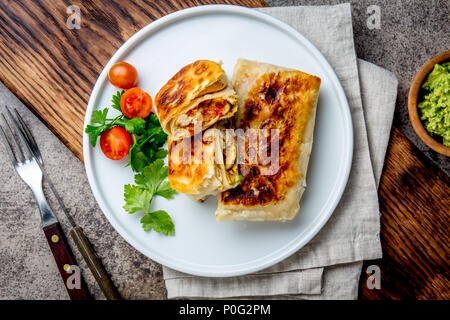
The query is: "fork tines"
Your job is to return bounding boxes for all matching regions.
[0,106,36,164]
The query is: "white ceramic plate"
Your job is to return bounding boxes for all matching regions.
[83,5,353,277]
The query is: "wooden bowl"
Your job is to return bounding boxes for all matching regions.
[408,50,450,157]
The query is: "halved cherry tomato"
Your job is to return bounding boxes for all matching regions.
[108,62,138,89]
[120,87,153,119]
[100,126,132,160]
[215,101,226,117]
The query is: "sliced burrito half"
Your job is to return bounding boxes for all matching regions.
[216,58,321,221]
[155,60,237,140]
[168,120,240,202]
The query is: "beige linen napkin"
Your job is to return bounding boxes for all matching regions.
[164,4,398,299]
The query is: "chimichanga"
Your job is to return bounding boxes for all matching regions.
[155,60,237,140]
[168,120,240,201]
[215,59,321,221]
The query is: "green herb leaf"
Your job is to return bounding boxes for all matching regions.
[123,184,153,214]
[124,161,177,235]
[91,108,109,125]
[155,181,177,200]
[135,159,167,193]
[85,108,111,147]
[111,90,124,111]
[154,149,168,160]
[128,123,168,172]
[116,117,146,135]
[85,125,103,147]
[140,210,175,235]
[139,126,167,146]
[147,113,161,127]
[128,143,150,173]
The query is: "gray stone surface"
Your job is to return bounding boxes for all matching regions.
[266,0,450,175]
[0,1,448,300]
[0,82,166,299]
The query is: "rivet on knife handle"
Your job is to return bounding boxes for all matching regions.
[69,226,121,300]
[43,222,90,300]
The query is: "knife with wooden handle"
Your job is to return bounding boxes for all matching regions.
[44,184,121,300]
[42,222,90,300]
[12,109,121,300]
[69,225,121,300]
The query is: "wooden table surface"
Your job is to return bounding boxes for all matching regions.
[0,0,448,300]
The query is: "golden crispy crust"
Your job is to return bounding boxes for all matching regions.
[168,87,237,140]
[216,59,321,221]
[168,132,216,194]
[155,60,229,133]
[168,121,239,198]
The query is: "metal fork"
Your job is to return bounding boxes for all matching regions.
[0,108,90,299]
[0,118,58,227]
[2,107,121,300]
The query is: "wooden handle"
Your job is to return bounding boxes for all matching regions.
[69,226,121,300]
[43,222,90,300]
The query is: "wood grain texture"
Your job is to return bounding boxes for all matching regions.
[0,0,267,160]
[359,127,449,300]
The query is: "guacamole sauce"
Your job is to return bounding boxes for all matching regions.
[417,61,450,147]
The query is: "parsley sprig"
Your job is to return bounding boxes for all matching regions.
[85,90,146,147]
[85,91,168,172]
[85,90,176,236]
[124,159,176,235]
[128,113,168,173]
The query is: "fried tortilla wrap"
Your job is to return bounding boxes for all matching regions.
[168,120,240,201]
[155,60,237,140]
[216,59,321,221]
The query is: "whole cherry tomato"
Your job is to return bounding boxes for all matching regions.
[108,62,138,89]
